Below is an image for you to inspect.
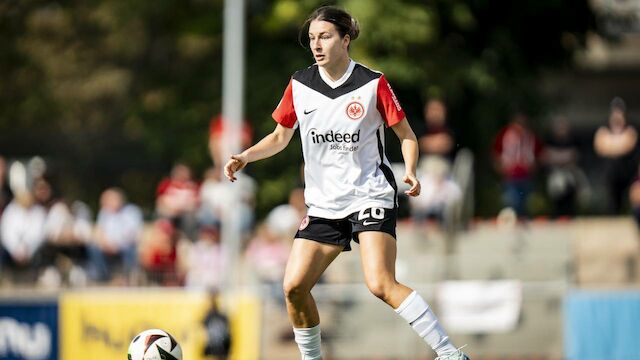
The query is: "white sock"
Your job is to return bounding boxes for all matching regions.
[395,291,457,356]
[293,324,322,360]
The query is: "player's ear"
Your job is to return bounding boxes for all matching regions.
[343,34,350,49]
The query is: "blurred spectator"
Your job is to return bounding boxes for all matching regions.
[208,114,253,167]
[202,291,231,359]
[265,188,306,239]
[5,161,29,204]
[198,166,256,237]
[88,188,143,283]
[32,177,54,208]
[493,112,544,217]
[198,167,226,226]
[542,116,589,217]
[35,178,92,287]
[140,219,179,286]
[41,199,92,287]
[0,191,47,281]
[411,99,461,222]
[0,156,13,214]
[594,97,638,214]
[183,222,228,289]
[228,169,256,238]
[410,157,462,222]
[417,99,456,161]
[156,163,199,240]
[245,223,290,301]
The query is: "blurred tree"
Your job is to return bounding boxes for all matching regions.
[0,0,223,211]
[0,0,596,217]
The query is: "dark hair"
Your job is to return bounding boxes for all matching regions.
[610,96,626,113]
[299,6,360,48]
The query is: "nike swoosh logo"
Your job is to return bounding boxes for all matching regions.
[304,109,317,115]
[363,220,379,226]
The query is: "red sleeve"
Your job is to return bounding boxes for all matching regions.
[156,178,171,197]
[272,79,298,128]
[376,75,406,127]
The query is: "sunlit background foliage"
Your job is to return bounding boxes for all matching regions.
[0,0,596,216]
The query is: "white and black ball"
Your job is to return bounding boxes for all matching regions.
[127,329,182,360]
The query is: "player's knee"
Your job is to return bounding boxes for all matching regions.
[283,280,310,302]
[366,280,392,301]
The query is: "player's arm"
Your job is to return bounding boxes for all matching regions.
[224,123,295,182]
[391,118,421,197]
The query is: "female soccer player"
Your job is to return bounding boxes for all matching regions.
[224,6,469,360]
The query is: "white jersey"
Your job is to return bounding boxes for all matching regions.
[273,60,406,219]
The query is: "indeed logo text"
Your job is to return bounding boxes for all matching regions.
[308,129,360,144]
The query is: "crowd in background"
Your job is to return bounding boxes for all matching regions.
[0,98,638,290]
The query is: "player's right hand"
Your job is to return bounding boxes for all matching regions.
[403,173,421,197]
[224,154,248,182]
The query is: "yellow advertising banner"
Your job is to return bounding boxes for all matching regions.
[60,289,260,360]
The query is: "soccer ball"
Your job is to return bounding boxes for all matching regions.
[127,329,183,360]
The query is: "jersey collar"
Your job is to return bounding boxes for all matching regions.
[317,59,356,89]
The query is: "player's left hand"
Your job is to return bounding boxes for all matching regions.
[403,173,421,197]
[224,153,248,182]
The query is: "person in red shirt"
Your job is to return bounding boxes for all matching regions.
[155,163,199,240]
[493,112,544,217]
[140,219,179,285]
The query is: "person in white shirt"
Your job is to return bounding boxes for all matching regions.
[198,166,256,239]
[183,223,227,290]
[224,6,469,360]
[0,191,47,272]
[87,187,142,282]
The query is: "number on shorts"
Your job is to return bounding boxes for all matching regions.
[358,207,385,220]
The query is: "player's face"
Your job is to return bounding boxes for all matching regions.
[308,20,349,69]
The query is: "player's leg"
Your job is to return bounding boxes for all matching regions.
[284,237,343,327]
[357,231,411,307]
[283,238,343,359]
[358,231,468,359]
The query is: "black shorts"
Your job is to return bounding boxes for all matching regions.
[295,207,397,251]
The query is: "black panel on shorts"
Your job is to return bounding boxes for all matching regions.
[295,216,353,250]
[295,207,397,251]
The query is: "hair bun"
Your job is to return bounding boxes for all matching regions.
[350,17,360,40]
